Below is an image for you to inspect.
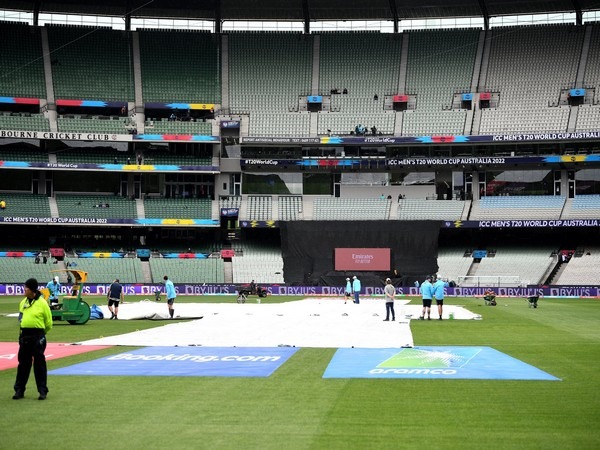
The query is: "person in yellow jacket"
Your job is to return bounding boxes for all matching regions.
[13,278,52,400]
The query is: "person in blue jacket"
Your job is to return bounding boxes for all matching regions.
[163,275,177,319]
[344,277,352,303]
[46,276,61,307]
[419,275,434,320]
[432,274,447,320]
[352,275,362,304]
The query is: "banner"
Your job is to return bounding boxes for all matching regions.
[0,284,598,297]
[0,129,220,144]
[220,121,240,128]
[0,217,220,227]
[241,131,600,146]
[0,97,39,105]
[56,99,126,108]
[220,207,239,217]
[444,219,600,229]
[334,248,391,271]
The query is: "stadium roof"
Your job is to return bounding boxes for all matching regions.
[0,0,596,22]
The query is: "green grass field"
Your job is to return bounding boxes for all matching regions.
[0,295,599,449]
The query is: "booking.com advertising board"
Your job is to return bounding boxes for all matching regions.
[0,284,597,298]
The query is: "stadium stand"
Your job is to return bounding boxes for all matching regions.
[55,194,137,219]
[143,197,212,219]
[149,257,225,283]
[0,113,50,132]
[231,241,284,284]
[575,104,600,131]
[402,29,478,136]
[228,31,312,136]
[313,197,391,220]
[317,32,402,135]
[246,195,273,221]
[435,248,474,284]
[143,118,212,135]
[397,198,465,220]
[0,193,51,218]
[54,148,130,164]
[0,257,58,283]
[554,248,600,285]
[219,196,242,210]
[278,195,303,221]
[479,24,583,134]
[47,24,134,101]
[581,23,600,106]
[57,116,132,133]
[469,247,555,286]
[65,257,143,283]
[138,29,221,103]
[0,144,48,162]
[470,195,566,220]
[140,147,212,166]
[0,22,46,98]
[2,16,600,290]
[561,195,600,218]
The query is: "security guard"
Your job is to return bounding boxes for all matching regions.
[13,278,52,400]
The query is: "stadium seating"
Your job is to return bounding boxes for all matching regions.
[554,248,600,285]
[143,197,212,219]
[228,32,312,136]
[575,105,600,131]
[54,148,130,164]
[469,247,555,286]
[436,248,474,284]
[0,257,58,283]
[278,196,303,221]
[317,32,402,135]
[57,116,132,134]
[470,196,566,220]
[231,240,284,284]
[149,257,225,283]
[581,23,600,107]
[219,196,242,210]
[398,198,465,220]
[562,195,600,218]
[245,196,273,221]
[141,148,212,166]
[0,113,50,132]
[313,197,391,220]
[138,29,221,103]
[143,119,212,136]
[0,144,49,162]
[47,24,134,101]
[55,194,137,219]
[0,193,51,218]
[65,257,143,283]
[402,29,478,136]
[0,22,46,98]
[479,24,583,134]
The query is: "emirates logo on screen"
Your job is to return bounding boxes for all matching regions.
[334,248,391,271]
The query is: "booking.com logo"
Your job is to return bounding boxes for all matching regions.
[108,353,281,363]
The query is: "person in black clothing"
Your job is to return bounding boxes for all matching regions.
[107,279,124,319]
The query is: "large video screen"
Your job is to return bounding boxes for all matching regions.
[334,248,391,271]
